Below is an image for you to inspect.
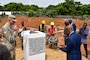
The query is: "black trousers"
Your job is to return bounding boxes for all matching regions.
[83,44,88,57]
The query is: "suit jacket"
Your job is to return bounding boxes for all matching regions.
[60,32,81,60]
[72,23,76,32]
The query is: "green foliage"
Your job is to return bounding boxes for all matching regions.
[4,2,25,11]
[56,5,67,15]
[28,10,34,17]
[0,5,3,11]
[30,5,39,11]
[0,1,90,17]
[45,9,57,17]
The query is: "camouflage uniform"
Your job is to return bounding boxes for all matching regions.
[0,22,17,60]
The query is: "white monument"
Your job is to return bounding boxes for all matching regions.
[22,30,45,60]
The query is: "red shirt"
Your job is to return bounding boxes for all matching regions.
[49,27,55,35]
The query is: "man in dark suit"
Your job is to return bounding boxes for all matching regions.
[60,26,81,60]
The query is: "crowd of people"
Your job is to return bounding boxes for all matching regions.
[39,17,89,60]
[0,15,89,60]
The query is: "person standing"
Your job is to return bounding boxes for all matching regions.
[21,21,24,26]
[18,21,26,50]
[68,19,76,32]
[0,15,18,60]
[78,23,89,58]
[64,20,70,45]
[47,22,57,36]
[59,25,81,60]
[39,20,46,33]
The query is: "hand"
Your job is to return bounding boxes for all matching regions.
[57,45,66,49]
[14,25,18,31]
[60,45,66,48]
[18,28,23,32]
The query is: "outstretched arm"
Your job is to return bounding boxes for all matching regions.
[60,39,72,52]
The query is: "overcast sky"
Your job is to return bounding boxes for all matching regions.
[0,0,90,7]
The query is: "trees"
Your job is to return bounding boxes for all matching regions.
[4,3,24,11]
[56,4,68,15]
[0,2,89,17]
[44,5,57,17]
[28,10,34,17]
[30,5,39,11]
[0,5,3,11]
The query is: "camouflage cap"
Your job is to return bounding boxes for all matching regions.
[8,15,17,21]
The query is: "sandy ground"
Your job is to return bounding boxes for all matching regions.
[16,48,88,60]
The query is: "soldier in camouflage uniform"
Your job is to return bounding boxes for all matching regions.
[0,15,18,60]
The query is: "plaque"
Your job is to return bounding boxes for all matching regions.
[29,37,45,56]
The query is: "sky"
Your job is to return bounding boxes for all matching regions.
[0,0,90,7]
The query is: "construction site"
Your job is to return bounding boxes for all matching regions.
[0,15,90,60]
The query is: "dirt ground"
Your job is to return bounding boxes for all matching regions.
[0,16,90,60]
